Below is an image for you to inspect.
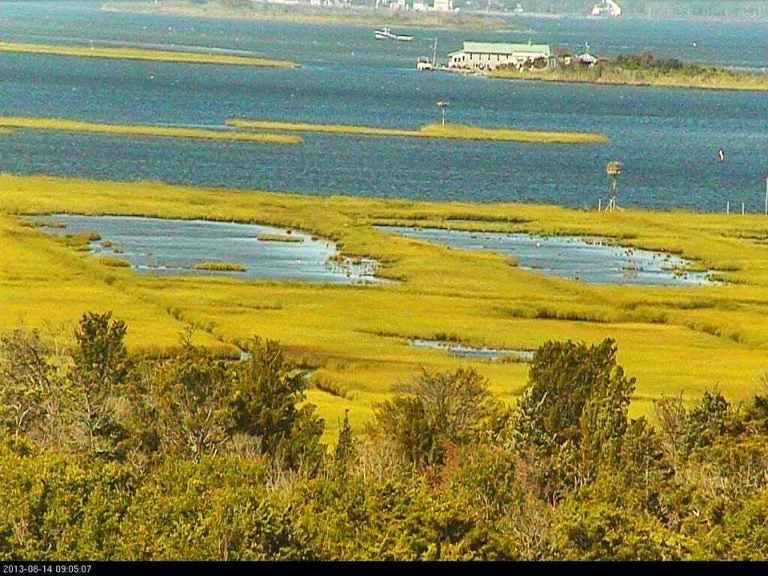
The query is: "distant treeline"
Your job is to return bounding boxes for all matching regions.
[611,52,700,72]
[1,311,768,560]
[88,0,768,18]
[477,0,768,17]
[492,49,768,91]
[618,0,768,18]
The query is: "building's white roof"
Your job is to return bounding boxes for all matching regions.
[449,41,551,57]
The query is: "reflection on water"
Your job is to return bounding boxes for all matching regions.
[379,226,720,286]
[32,214,383,284]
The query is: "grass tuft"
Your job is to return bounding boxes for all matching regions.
[193,261,248,272]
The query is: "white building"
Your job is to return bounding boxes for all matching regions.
[388,0,454,10]
[448,41,553,71]
[591,0,622,17]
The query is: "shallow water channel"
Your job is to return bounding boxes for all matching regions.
[378,226,719,286]
[410,339,534,362]
[33,215,382,284]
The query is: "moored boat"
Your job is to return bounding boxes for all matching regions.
[417,56,433,71]
[374,26,413,42]
[416,38,437,71]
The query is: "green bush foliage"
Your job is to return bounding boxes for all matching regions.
[1,315,768,560]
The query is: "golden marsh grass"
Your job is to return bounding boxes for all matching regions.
[226,119,609,144]
[4,174,768,438]
[489,66,768,92]
[0,41,297,68]
[0,116,302,144]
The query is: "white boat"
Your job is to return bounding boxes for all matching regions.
[374,26,413,42]
[417,57,433,71]
[417,37,437,71]
[591,0,622,17]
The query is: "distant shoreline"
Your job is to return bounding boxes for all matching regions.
[100,2,768,31]
[102,1,512,30]
[480,9,768,23]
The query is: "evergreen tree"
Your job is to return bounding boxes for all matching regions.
[333,409,358,477]
[512,338,636,499]
[231,338,325,472]
[67,311,132,456]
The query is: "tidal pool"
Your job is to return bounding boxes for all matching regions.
[410,338,534,362]
[379,226,719,286]
[33,215,382,284]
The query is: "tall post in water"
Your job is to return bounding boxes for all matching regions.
[436,101,449,127]
[605,161,622,211]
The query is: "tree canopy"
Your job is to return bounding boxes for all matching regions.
[1,315,767,560]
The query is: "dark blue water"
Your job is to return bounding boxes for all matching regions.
[1,1,766,211]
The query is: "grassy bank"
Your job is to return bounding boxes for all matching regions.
[227,119,609,144]
[0,40,296,68]
[0,116,302,144]
[103,1,510,31]
[5,174,768,437]
[490,62,768,92]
